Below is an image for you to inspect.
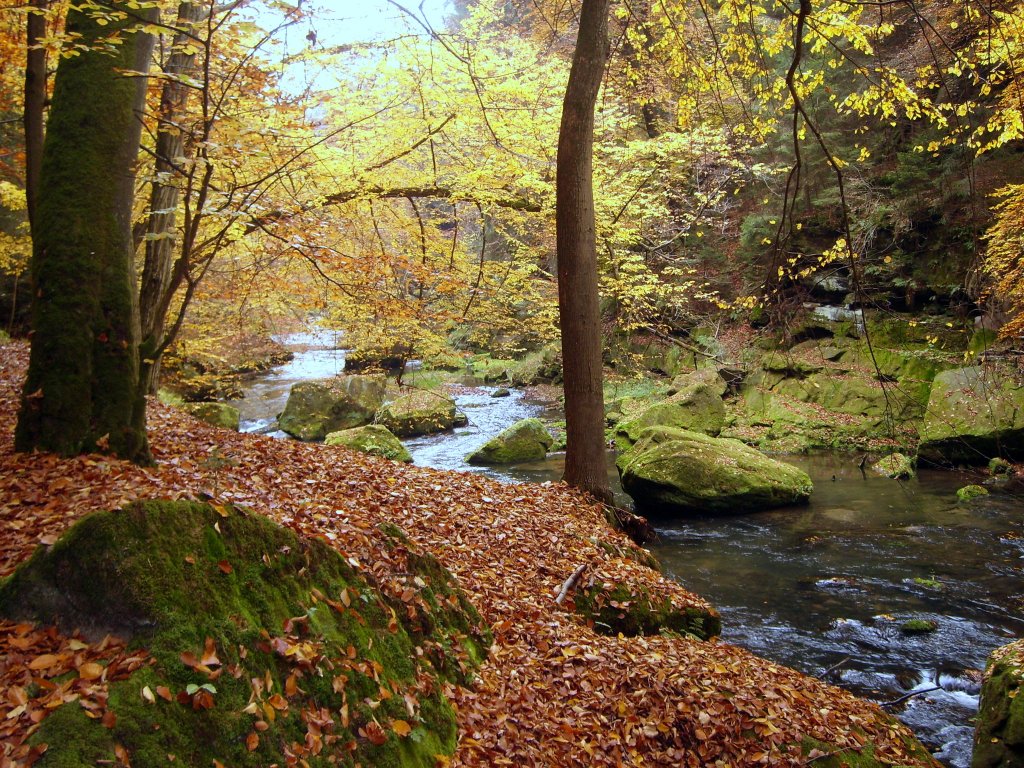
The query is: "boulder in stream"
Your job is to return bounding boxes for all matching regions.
[974,639,1024,768]
[324,424,412,462]
[376,389,459,437]
[278,375,385,441]
[465,418,553,465]
[617,427,813,514]
[918,365,1024,465]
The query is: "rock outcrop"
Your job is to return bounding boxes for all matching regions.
[616,369,726,445]
[918,365,1024,465]
[974,639,1024,768]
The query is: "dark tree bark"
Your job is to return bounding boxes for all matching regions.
[23,0,47,231]
[556,0,613,503]
[15,1,155,462]
[137,1,201,396]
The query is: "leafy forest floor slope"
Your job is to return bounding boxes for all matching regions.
[0,341,939,766]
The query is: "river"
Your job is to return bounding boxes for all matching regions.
[231,330,1024,767]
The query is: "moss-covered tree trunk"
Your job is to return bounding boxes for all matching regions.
[557,0,613,503]
[15,2,155,462]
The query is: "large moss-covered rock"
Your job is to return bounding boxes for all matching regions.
[617,369,726,445]
[181,401,240,431]
[278,376,385,441]
[617,427,813,514]
[324,424,412,462]
[0,500,489,768]
[919,366,1024,465]
[974,640,1024,768]
[465,418,553,465]
[377,390,458,437]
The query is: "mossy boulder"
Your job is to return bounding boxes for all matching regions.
[957,484,990,501]
[617,369,726,445]
[376,390,458,437]
[0,500,489,768]
[181,401,241,431]
[466,418,553,465]
[324,424,412,463]
[617,427,813,515]
[872,453,915,479]
[974,640,1024,768]
[278,376,386,441]
[919,366,1024,465]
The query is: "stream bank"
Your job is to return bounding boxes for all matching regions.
[225,329,1024,767]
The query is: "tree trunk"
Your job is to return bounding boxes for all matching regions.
[15,2,155,463]
[23,0,47,231]
[138,1,201,396]
[556,0,613,503]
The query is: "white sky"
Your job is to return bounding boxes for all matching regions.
[293,0,454,45]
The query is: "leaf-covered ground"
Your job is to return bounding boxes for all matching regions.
[0,341,939,766]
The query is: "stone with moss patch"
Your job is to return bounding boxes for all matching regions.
[572,581,720,640]
[181,401,240,431]
[377,390,459,438]
[974,640,1024,768]
[617,427,813,515]
[278,376,386,441]
[325,424,412,463]
[957,484,989,502]
[466,418,553,465]
[901,618,938,634]
[872,453,915,479]
[0,500,488,768]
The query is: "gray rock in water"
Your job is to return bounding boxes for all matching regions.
[278,376,386,441]
[617,427,813,515]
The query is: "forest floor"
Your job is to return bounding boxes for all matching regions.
[0,340,941,766]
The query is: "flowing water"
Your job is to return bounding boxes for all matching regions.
[234,332,1024,766]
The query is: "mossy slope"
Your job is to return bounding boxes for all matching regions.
[0,500,489,767]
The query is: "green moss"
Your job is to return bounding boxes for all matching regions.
[573,582,720,640]
[325,424,412,462]
[182,401,240,431]
[1,500,486,767]
[975,641,1024,768]
[377,390,458,437]
[957,484,989,501]
[797,735,934,767]
[901,619,938,634]
[465,418,553,464]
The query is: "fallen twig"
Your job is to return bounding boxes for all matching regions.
[555,564,588,605]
